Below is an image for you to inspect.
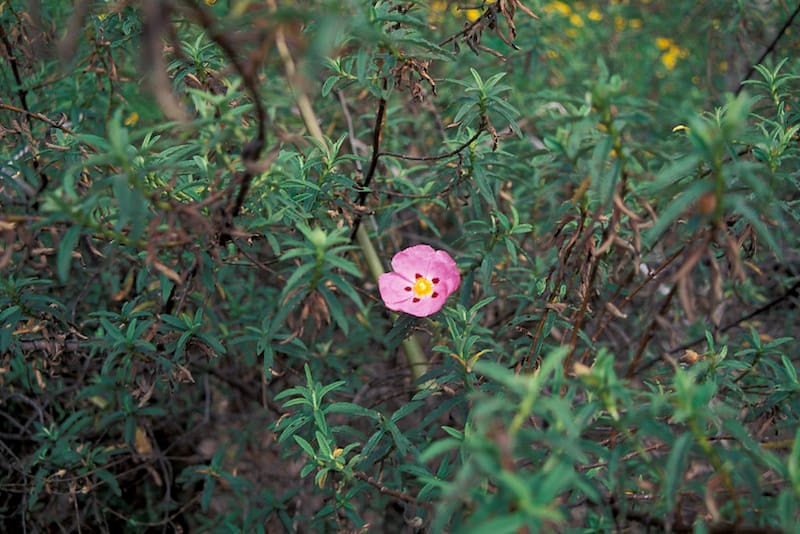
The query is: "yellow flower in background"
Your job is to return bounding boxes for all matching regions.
[464,8,482,21]
[544,1,571,16]
[655,37,688,70]
[430,0,491,23]
[587,9,603,21]
[204,0,217,5]
[614,15,626,31]
[629,18,642,29]
[656,37,673,50]
[124,112,139,126]
[429,0,447,23]
[661,47,679,70]
[569,13,584,27]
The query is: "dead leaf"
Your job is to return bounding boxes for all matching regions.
[605,301,627,319]
[135,425,154,457]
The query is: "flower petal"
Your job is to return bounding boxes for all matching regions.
[401,292,447,317]
[393,296,446,317]
[378,272,415,308]
[427,250,460,295]
[390,244,436,278]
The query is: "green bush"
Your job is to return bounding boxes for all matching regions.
[1,0,799,531]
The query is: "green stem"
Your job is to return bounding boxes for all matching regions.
[272,19,429,383]
[356,226,428,381]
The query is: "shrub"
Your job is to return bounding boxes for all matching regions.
[1,0,798,531]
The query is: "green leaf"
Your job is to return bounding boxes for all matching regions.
[781,355,798,384]
[277,415,312,444]
[95,468,122,497]
[384,418,415,457]
[441,426,464,439]
[467,513,526,533]
[197,333,226,355]
[318,380,347,401]
[201,472,216,513]
[788,427,800,492]
[0,305,21,324]
[733,197,782,258]
[390,400,424,423]
[57,224,82,283]
[419,438,461,462]
[321,75,338,97]
[300,462,316,478]
[325,402,379,419]
[315,430,333,458]
[318,285,348,334]
[644,179,713,247]
[663,432,692,511]
[263,345,274,382]
[385,314,416,352]
[293,435,316,457]
[469,296,496,316]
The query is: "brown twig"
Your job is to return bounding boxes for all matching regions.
[625,284,677,378]
[0,103,76,136]
[564,247,600,374]
[352,470,425,507]
[0,23,49,194]
[736,1,800,95]
[343,90,482,239]
[668,278,800,356]
[520,213,585,373]
[378,127,484,162]
[142,1,189,123]
[586,246,685,355]
[349,95,388,241]
[178,0,271,222]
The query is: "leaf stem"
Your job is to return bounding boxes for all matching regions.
[272,16,428,383]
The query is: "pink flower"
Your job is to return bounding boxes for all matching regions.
[378,245,460,317]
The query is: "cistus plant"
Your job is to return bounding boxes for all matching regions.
[1,0,799,532]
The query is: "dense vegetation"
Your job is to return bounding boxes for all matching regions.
[2,0,799,531]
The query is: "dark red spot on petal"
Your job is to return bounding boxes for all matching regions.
[415,273,422,279]
[412,297,420,303]
[432,278,440,284]
[404,286,412,292]
[431,292,439,298]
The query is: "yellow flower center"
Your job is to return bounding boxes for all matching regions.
[413,277,433,297]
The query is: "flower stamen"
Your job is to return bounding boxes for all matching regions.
[412,276,434,297]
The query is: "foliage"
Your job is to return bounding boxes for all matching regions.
[1,0,799,531]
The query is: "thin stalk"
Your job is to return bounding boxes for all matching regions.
[356,225,428,380]
[270,10,428,382]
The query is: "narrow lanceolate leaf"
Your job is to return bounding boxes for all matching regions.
[57,224,82,283]
[664,432,692,512]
